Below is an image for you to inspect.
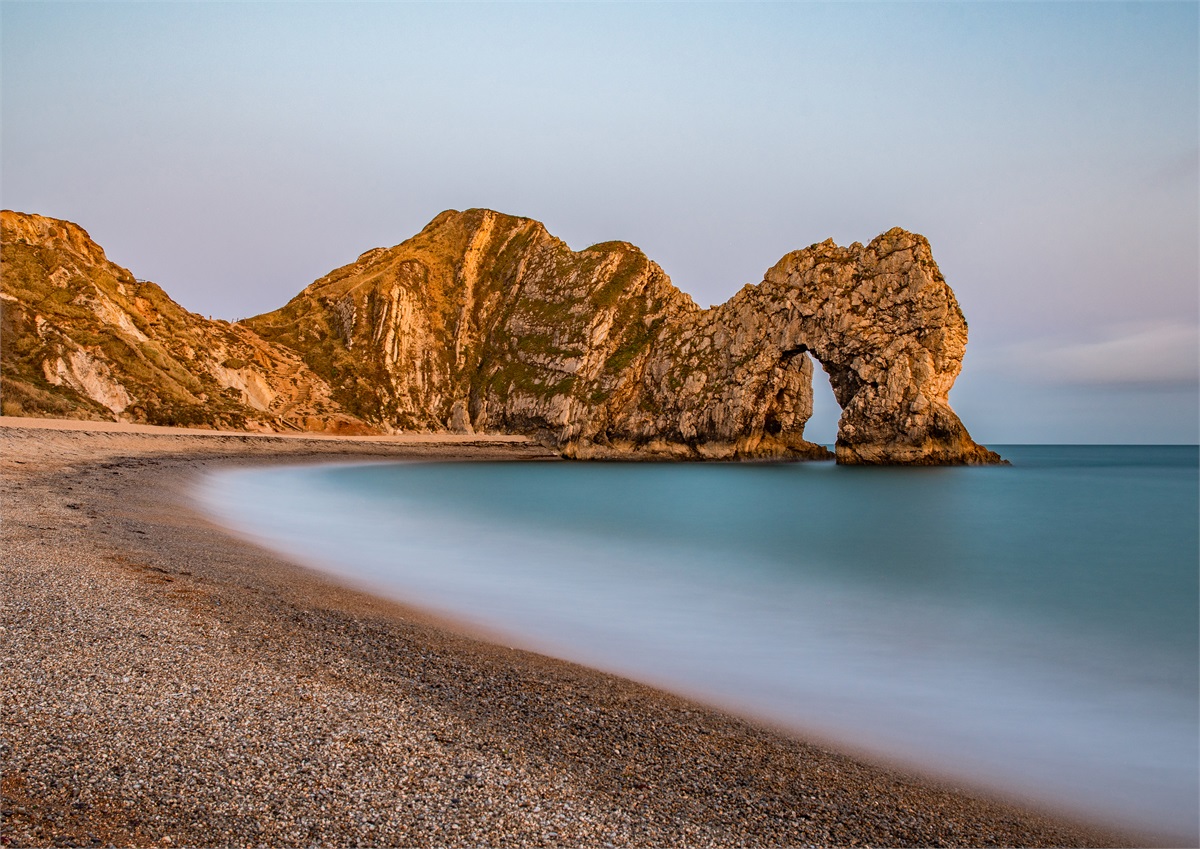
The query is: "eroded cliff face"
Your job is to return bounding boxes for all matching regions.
[247,209,999,463]
[244,209,724,444]
[0,211,371,433]
[2,208,1000,463]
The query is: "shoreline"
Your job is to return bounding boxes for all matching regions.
[0,413,538,444]
[1,420,1139,846]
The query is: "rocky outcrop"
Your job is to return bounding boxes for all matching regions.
[247,209,1000,464]
[616,230,999,465]
[753,230,1001,464]
[2,208,1001,463]
[244,209,823,459]
[0,211,372,433]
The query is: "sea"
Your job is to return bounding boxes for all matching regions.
[195,445,1199,842]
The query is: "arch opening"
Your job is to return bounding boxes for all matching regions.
[806,356,841,448]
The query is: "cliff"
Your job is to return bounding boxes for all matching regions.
[0,211,372,433]
[2,208,1002,464]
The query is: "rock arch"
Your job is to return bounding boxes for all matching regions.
[574,227,1003,464]
[753,228,1002,464]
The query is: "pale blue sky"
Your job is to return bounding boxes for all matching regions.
[3,2,1196,443]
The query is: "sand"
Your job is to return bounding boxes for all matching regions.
[0,418,1134,847]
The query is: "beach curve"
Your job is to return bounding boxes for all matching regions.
[0,417,1141,847]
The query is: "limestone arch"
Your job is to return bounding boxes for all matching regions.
[758,229,1001,465]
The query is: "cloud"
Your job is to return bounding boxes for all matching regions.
[977,322,1199,390]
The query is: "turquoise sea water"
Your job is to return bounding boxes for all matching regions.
[196,445,1199,841]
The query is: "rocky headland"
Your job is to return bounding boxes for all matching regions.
[1,209,1002,464]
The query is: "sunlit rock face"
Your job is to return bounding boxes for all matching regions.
[248,209,1000,464]
[2,207,1000,463]
[752,228,1004,465]
[0,210,372,433]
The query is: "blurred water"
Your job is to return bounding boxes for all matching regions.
[196,445,1199,841]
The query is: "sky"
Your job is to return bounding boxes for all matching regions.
[2,1,1197,444]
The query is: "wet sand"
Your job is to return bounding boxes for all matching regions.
[0,419,1135,847]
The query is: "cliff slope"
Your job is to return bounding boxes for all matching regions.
[0,211,371,433]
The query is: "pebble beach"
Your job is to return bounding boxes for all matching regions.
[1,419,1134,847]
